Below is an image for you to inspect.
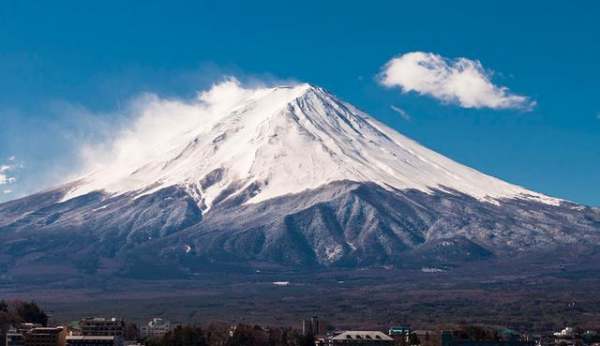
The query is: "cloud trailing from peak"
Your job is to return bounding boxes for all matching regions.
[76,77,302,184]
[378,52,535,110]
[0,75,303,202]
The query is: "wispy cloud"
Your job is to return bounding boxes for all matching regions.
[0,70,299,202]
[73,77,304,189]
[0,158,17,188]
[390,105,411,121]
[378,51,535,110]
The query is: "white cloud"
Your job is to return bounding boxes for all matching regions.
[0,161,17,186]
[0,75,298,201]
[3,189,11,194]
[390,105,411,120]
[76,77,288,185]
[378,52,535,110]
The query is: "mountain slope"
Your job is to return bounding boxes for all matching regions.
[63,84,558,208]
[0,82,598,279]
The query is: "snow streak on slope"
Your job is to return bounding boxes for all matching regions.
[64,80,559,208]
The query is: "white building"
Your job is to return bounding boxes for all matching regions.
[141,318,171,338]
[316,331,394,346]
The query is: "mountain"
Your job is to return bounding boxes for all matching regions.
[1,83,599,280]
[62,84,557,206]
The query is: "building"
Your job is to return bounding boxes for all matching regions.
[79,318,124,337]
[19,324,43,333]
[551,327,582,346]
[5,323,46,346]
[389,326,411,337]
[5,327,25,346]
[301,316,320,336]
[140,318,170,338]
[23,327,66,346]
[554,328,575,339]
[65,336,123,346]
[389,326,411,343]
[329,331,394,345]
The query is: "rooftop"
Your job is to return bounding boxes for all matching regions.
[332,331,393,341]
[81,317,122,322]
[67,336,116,340]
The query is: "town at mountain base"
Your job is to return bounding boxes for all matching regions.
[2,300,600,346]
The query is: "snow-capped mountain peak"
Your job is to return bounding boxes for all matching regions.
[6,81,598,277]
[63,82,559,208]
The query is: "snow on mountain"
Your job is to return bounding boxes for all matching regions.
[63,80,559,209]
[3,80,598,277]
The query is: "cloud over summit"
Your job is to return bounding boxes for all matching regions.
[378,52,535,110]
[76,77,302,186]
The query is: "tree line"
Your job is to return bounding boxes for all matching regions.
[145,323,314,346]
[0,300,49,334]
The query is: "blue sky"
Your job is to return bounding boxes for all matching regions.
[0,1,599,205]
